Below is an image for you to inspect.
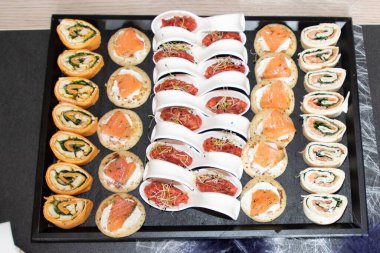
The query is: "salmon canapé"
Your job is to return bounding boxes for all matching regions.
[262,54,291,79]
[250,189,280,217]
[115,74,143,98]
[107,195,137,232]
[253,141,285,168]
[260,25,291,52]
[105,155,137,186]
[115,28,144,57]
[101,111,133,139]
[262,110,295,140]
[260,81,291,110]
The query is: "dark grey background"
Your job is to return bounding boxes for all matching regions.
[0,26,379,252]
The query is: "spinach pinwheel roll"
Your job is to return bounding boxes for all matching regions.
[302,114,346,142]
[301,23,341,49]
[300,168,345,194]
[57,49,104,79]
[303,194,348,225]
[301,91,348,117]
[43,195,93,229]
[304,68,346,92]
[303,142,348,167]
[54,77,99,108]
[298,47,340,72]
[49,131,99,165]
[56,19,101,50]
[45,162,93,195]
[52,103,98,136]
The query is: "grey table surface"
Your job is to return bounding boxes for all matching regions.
[0,25,379,253]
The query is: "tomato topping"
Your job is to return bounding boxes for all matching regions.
[150,144,193,167]
[160,107,202,130]
[203,137,242,157]
[206,96,247,114]
[196,174,238,196]
[202,32,242,46]
[204,58,245,79]
[144,181,189,208]
[161,16,197,31]
[155,79,198,95]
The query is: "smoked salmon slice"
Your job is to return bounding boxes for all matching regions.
[115,28,144,57]
[116,74,143,98]
[260,81,290,110]
[262,110,295,139]
[105,155,137,185]
[253,142,284,167]
[250,189,279,216]
[260,26,290,52]
[263,54,291,79]
[101,111,132,138]
[107,195,137,232]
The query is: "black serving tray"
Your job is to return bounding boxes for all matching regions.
[32,14,367,241]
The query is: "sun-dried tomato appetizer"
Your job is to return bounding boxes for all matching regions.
[160,107,202,130]
[202,31,242,47]
[204,58,245,79]
[161,16,197,31]
[144,181,189,208]
[149,144,193,168]
[155,78,198,95]
[203,137,242,157]
[154,43,194,63]
[206,96,247,114]
[195,173,238,196]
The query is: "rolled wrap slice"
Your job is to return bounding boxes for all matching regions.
[301,91,349,118]
[54,77,99,109]
[300,168,345,194]
[303,194,348,225]
[49,131,99,165]
[57,49,104,79]
[301,23,341,49]
[52,102,98,136]
[43,195,93,229]
[303,142,348,167]
[56,19,101,50]
[298,46,341,72]
[45,162,93,195]
[304,68,346,92]
[302,114,346,142]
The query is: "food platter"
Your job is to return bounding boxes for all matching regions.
[32,14,367,241]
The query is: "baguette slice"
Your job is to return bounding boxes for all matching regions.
[300,167,345,194]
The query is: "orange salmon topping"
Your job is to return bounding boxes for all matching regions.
[260,25,291,52]
[253,142,284,167]
[116,74,143,98]
[115,28,144,57]
[250,189,279,216]
[107,195,137,232]
[105,155,137,185]
[101,111,133,138]
[262,110,295,139]
[260,81,290,110]
[262,54,291,79]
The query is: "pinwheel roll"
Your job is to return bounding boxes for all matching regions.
[303,194,348,225]
[45,162,93,195]
[301,23,341,49]
[52,103,98,136]
[57,49,104,79]
[251,80,295,115]
[304,68,346,92]
[242,137,287,178]
[249,109,296,146]
[54,77,99,108]
[43,195,93,229]
[241,176,286,222]
[298,47,341,72]
[302,114,346,142]
[301,91,349,118]
[95,193,146,238]
[300,168,345,194]
[49,131,99,165]
[56,19,101,50]
[303,142,348,167]
[254,24,297,57]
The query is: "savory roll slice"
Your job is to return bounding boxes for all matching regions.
[108,27,151,66]
[52,103,98,136]
[254,24,297,57]
[57,49,104,79]
[302,114,346,142]
[300,168,345,194]
[56,19,101,50]
[241,176,286,222]
[49,131,99,165]
[303,142,348,167]
[301,23,341,49]
[242,137,287,178]
[304,68,346,92]
[45,162,93,195]
[95,193,145,238]
[249,109,296,146]
[106,66,151,109]
[298,47,341,72]
[301,91,349,117]
[303,194,348,225]
[97,109,143,151]
[99,151,143,193]
[255,53,298,88]
[54,77,99,108]
[251,80,295,114]
[43,195,93,229]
